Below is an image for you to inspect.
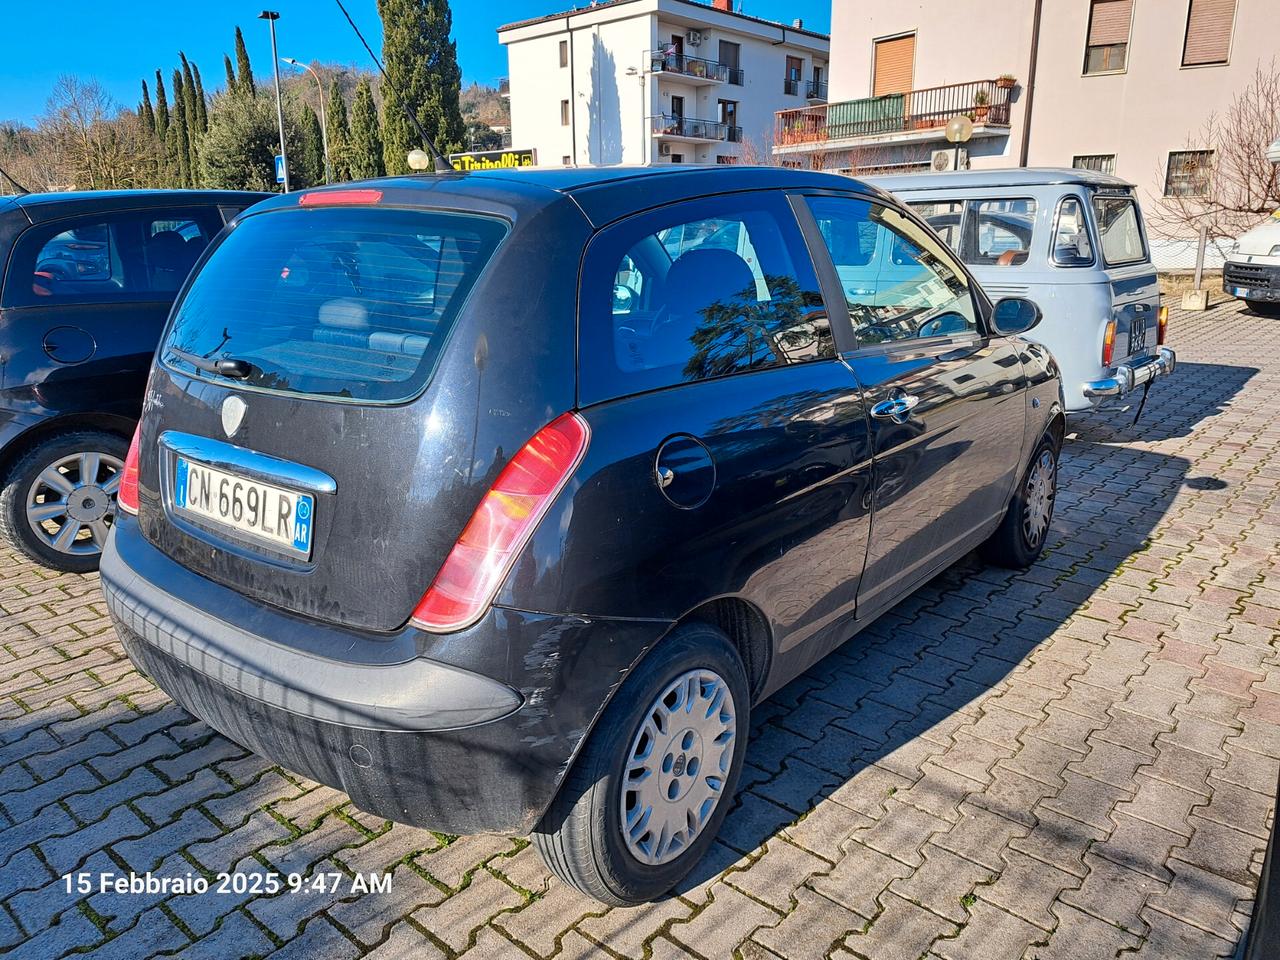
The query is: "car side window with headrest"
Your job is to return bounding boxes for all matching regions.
[807,195,978,346]
[584,193,831,405]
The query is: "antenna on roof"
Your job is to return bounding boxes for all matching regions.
[332,0,454,173]
[0,161,29,195]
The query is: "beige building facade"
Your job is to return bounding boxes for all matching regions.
[779,0,1279,267]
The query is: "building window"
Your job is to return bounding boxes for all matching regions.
[560,99,570,126]
[1084,0,1132,74]
[718,40,743,84]
[1073,154,1116,175]
[562,155,571,166]
[784,56,803,95]
[717,155,739,164]
[1182,0,1235,67]
[669,153,684,164]
[873,34,915,96]
[559,39,568,68]
[1165,150,1213,196]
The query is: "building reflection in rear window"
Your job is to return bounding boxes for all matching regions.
[162,207,506,402]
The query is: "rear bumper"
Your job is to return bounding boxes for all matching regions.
[101,516,670,835]
[1082,347,1177,400]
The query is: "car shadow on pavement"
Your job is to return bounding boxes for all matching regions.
[673,433,1200,910]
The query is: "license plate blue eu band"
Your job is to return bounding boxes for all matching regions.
[174,457,313,555]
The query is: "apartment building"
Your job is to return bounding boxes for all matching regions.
[776,0,1277,266]
[498,0,829,167]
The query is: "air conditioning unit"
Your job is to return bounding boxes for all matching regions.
[686,29,703,46]
[658,143,673,157]
[931,148,968,171]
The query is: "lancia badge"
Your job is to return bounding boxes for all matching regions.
[221,395,247,438]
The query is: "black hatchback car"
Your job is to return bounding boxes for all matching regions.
[0,189,265,571]
[101,167,1063,904]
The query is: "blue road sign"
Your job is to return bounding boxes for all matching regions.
[274,155,286,184]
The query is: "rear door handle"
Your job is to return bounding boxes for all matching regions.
[870,395,920,420]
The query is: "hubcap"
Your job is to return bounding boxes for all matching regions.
[620,669,736,866]
[25,451,123,556]
[1022,448,1056,550]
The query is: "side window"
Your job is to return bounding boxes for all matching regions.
[4,208,220,307]
[1091,194,1147,265]
[907,200,964,253]
[582,193,831,404]
[807,195,978,345]
[1053,197,1095,266]
[962,198,1037,267]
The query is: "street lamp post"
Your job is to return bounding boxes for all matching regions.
[283,57,331,183]
[626,66,648,164]
[259,11,289,192]
[944,114,974,172]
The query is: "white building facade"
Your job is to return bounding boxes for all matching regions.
[499,0,829,167]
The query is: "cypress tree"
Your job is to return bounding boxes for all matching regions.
[234,26,255,96]
[223,54,237,94]
[192,62,209,132]
[170,68,191,187]
[348,77,384,180]
[376,0,466,174]
[180,54,200,175]
[325,80,352,181]
[154,70,170,141]
[296,103,325,187]
[139,80,156,135]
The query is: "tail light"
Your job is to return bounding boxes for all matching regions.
[118,424,142,515]
[1102,320,1117,367]
[411,412,590,633]
[1157,305,1169,345]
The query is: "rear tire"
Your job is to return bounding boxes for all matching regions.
[0,430,129,573]
[1245,299,1280,317]
[980,435,1058,569]
[533,622,749,905]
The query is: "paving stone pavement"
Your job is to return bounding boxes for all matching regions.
[1,301,1277,960]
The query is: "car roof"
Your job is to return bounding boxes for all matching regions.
[867,167,1135,192]
[275,165,884,229]
[8,189,270,224]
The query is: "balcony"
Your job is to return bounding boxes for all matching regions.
[651,114,741,143]
[806,79,828,102]
[648,51,731,84]
[774,79,1013,153]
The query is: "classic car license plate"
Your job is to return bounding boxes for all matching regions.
[173,457,314,556]
[1128,318,1148,357]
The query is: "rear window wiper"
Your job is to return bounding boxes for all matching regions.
[168,346,257,381]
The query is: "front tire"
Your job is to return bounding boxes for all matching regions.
[980,435,1058,569]
[1245,299,1280,317]
[0,430,129,573]
[533,622,750,905]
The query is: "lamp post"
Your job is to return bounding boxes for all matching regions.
[282,57,330,183]
[258,11,289,192]
[944,114,974,172]
[626,66,648,164]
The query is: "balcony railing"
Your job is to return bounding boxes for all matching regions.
[648,51,729,83]
[806,79,828,101]
[784,77,801,96]
[651,114,740,142]
[775,79,1013,146]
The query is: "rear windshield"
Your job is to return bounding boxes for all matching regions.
[162,207,506,402]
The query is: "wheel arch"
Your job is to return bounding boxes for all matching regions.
[0,412,136,484]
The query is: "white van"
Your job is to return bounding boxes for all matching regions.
[1223,210,1280,315]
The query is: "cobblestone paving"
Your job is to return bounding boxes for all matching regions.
[2,303,1277,960]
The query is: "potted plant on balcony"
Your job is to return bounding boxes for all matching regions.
[690,58,707,78]
[973,89,991,123]
[996,74,1016,90]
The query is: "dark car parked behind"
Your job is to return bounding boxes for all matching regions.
[0,189,266,571]
[100,166,1064,904]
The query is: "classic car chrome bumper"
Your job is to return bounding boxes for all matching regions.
[1083,347,1177,399]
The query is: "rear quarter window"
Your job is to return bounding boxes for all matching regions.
[1091,194,1148,266]
[161,207,507,403]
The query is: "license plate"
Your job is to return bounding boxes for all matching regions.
[1231,287,1250,297]
[173,457,314,557]
[1128,318,1148,357]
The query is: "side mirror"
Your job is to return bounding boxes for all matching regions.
[612,283,636,315]
[991,297,1042,336]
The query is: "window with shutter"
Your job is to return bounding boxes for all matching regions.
[873,35,915,97]
[1183,0,1236,66]
[1083,0,1133,74]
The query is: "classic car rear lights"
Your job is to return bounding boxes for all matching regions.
[1157,305,1169,345]
[297,188,384,207]
[118,424,142,515]
[1102,320,1117,367]
[410,412,590,633]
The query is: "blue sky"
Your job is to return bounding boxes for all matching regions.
[1,0,832,124]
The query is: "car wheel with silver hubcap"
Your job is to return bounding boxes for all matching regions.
[1021,448,1055,551]
[0,430,130,573]
[534,622,750,905]
[980,432,1060,570]
[621,668,736,866]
